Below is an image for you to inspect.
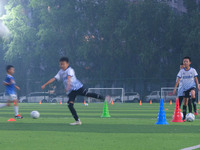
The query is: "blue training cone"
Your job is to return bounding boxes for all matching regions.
[155,98,169,125]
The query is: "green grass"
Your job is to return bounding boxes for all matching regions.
[0,103,200,150]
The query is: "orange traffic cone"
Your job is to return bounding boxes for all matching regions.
[170,100,172,105]
[150,100,152,104]
[171,98,184,122]
[60,100,62,104]
[84,100,86,105]
[139,100,142,106]
[111,100,114,105]
[8,118,16,121]
[39,101,41,104]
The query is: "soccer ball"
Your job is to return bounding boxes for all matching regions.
[31,111,40,119]
[186,113,195,122]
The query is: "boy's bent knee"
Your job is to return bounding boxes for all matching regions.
[191,95,195,98]
[68,102,74,109]
[191,90,195,98]
[13,100,18,106]
[68,102,74,108]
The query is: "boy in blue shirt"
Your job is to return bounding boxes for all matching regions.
[0,65,23,119]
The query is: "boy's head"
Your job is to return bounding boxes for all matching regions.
[6,65,15,75]
[183,56,191,68]
[180,62,184,70]
[59,57,69,70]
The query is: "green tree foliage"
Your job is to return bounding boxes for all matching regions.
[1,0,200,96]
[183,0,200,13]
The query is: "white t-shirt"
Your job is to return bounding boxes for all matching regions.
[54,67,83,93]
[177,67,198,92]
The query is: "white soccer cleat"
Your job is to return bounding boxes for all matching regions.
[70,121,82,126]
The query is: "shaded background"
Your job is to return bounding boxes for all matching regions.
[0,0,200,99]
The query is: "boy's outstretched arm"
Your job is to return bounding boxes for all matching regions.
[173,78,180,95]
[15,85,20,90]
[3,79,14,86]
[3,80,12,86]
[195,77,200,91]
[3,82,10,86]
[41,78,56,90]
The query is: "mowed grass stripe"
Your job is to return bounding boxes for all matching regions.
[0,103,200,150]
[0,103,191,120]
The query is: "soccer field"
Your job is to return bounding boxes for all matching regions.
[0,103,200,150]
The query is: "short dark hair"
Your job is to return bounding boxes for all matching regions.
[183,56,191,62]
[59,57,69,63]
[6,65,14,72]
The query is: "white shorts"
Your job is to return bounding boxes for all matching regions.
[5,94,18,101]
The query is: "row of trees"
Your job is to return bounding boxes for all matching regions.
[0,0,200,97]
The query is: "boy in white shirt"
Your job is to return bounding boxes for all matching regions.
[173,57,200,121]
[41,57,105,125]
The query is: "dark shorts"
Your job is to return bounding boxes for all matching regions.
[68,87,88,103]
[67,87,105,103]
[184,87,196,98]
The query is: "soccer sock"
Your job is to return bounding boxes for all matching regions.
[179,99,182,107]
[192,98,197,113]
[179,96,183,107]
[183,105,187,119]
[188,99,192,113]
[14,106,19,116]
[68,103,79,121]
[0,104,7,108]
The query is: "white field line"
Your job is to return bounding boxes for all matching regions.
[181,144,200,150]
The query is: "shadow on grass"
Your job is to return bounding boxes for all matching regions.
[0,122,200,133]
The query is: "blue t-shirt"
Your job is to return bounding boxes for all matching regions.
[4,74,16,95]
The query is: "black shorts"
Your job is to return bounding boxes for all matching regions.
[184,87,196,98]
[67,87,105,103]
[68,87,88,103]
